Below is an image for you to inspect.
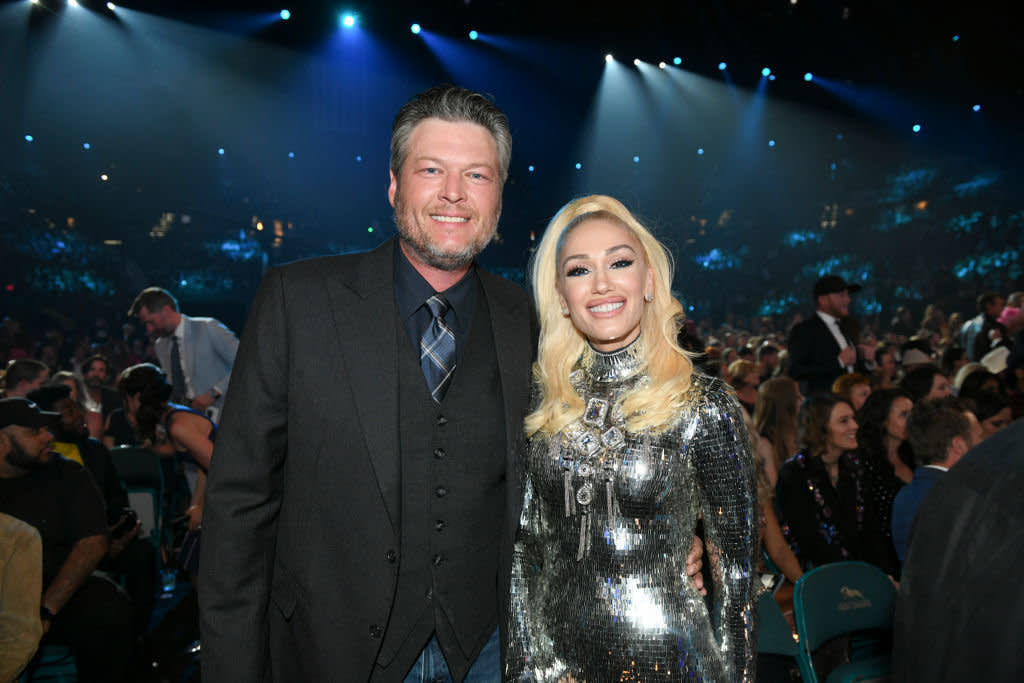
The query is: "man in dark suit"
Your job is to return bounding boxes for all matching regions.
[893,418,1024,682]
[787,274,869,395]
[890,399,978,564]
[195,86,521,682]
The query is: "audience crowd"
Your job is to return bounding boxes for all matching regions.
[1,283,1022,681]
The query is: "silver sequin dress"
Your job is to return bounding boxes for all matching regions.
[506,344,759,682]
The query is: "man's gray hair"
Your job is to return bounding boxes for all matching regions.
[390,85,512,184]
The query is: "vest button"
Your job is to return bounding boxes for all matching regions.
[369,624,383,639]
[435,486,448,498]
[436,415,448,426]
[433,448,446,459]
[434,519,446,532]
[433,554,445,567]
[385,549,397,563]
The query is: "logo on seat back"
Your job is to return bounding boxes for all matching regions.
[838,585,871,610]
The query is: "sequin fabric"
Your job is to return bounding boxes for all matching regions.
[506,345,759,682]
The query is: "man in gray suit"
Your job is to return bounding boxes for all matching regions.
[128,287,239,421]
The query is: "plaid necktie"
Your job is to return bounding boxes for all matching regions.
[170,335,188,400]
[420,295,456,403]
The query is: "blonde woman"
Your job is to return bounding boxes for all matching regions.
[505,195,758,681]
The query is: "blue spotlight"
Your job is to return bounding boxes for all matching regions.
[341,13,356,28]
[82,142,91,150]
[410,23,421,34]
[912,124,921,133]
[952,34,960,42]
[575,162,582,170]
[279,9,290,20]
[605,54,613,63]
[217,148,225,155]
[769,74,776,81]
[768,139,776,147]
[673,57,682,65]
[24,134,33,142]
[633,156,640,163]
[972,104,981,112]
[804,72,813,82]
[836,133,844,140]
[718,62,727,71]
[697,148,704,155]
[761,67,771,77]
[528,165,535,173]
[356,155,362,162]
[288,152,295,158]
[468,30,478,40]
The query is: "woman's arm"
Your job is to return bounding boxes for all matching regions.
[692,385,759,681]
[761,501,803,583]
[168,411,214,471]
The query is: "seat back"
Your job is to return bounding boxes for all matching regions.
[757,591,799,657]
[110,446,164,543]
[793,561,895,682]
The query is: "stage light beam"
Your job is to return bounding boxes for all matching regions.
[605,54,614,63]
[761,67,771,77]
[410,23,421,34]
[279,9,290,20]
[468,30,478,40]
[673,57,682,65]
[972,104,981,112]
[804,72,813,82]
[912,124,921,133]
[718,62,727,71]
[341,13,356,28]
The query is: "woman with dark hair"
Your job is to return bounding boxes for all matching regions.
[966,390,1013,440]
[855,388,915,576]
[753,376,802,489]
[117,363,216,577]
[506,195,758,681]
[776,395,890,572]
[871,343,898,389]
[957,368,1004,401]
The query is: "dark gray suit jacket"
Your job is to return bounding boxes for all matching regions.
[199,239,535,681]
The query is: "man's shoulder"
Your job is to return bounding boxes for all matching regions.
[477,266,529,302]
[267,241,394,290]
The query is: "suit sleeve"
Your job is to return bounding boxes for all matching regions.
[203,319,241,398]
[787,321,840,384]
[199,268,289,682]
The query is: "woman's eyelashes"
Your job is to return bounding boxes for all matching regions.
[564,258,634,278]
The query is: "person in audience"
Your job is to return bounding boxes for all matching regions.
[81,355,123,425]
[753,376,803,489]
[964,390,1013,440]
[787,275,869,395]
[831,372,872,411]
[855,388,916,576]
[939,345,968,381]
[757,342,780,382]
[118,363,214,581]
[727,359,760,416]
[972,291,1008,361]
[957,368,1003,401]
[0,398,134,683]
[127,287,239,422]
[952,361,987,394]
[27,384,157,641]
[776,394,890,572]
[52,370,104,440]
[900,365,952,403]
[870,343,898,389]
[890,399,978,564]
[2,359,50,398]
[894,419,1024,681]
[0,511,43,683]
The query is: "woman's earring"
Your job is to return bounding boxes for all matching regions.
[560,306,570,316]
[644,293,653,303]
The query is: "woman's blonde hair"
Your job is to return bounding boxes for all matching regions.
[524,195,694,437]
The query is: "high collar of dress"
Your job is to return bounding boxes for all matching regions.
[578,337,645,384]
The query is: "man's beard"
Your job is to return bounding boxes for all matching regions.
[4,439,48,471]
[392,191,498,272]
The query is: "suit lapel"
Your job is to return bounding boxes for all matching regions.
[323,241,402,532]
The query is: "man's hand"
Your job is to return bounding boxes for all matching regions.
[108,517,142,559]
[838,346,857,367]
[858,343,876,363]
[190,391,216,414]
[686,535,706,596]
[187,504,203,531]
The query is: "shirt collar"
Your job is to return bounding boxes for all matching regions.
[816,310,839,327]
[173,316,186,340]
[393,242,476,324]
